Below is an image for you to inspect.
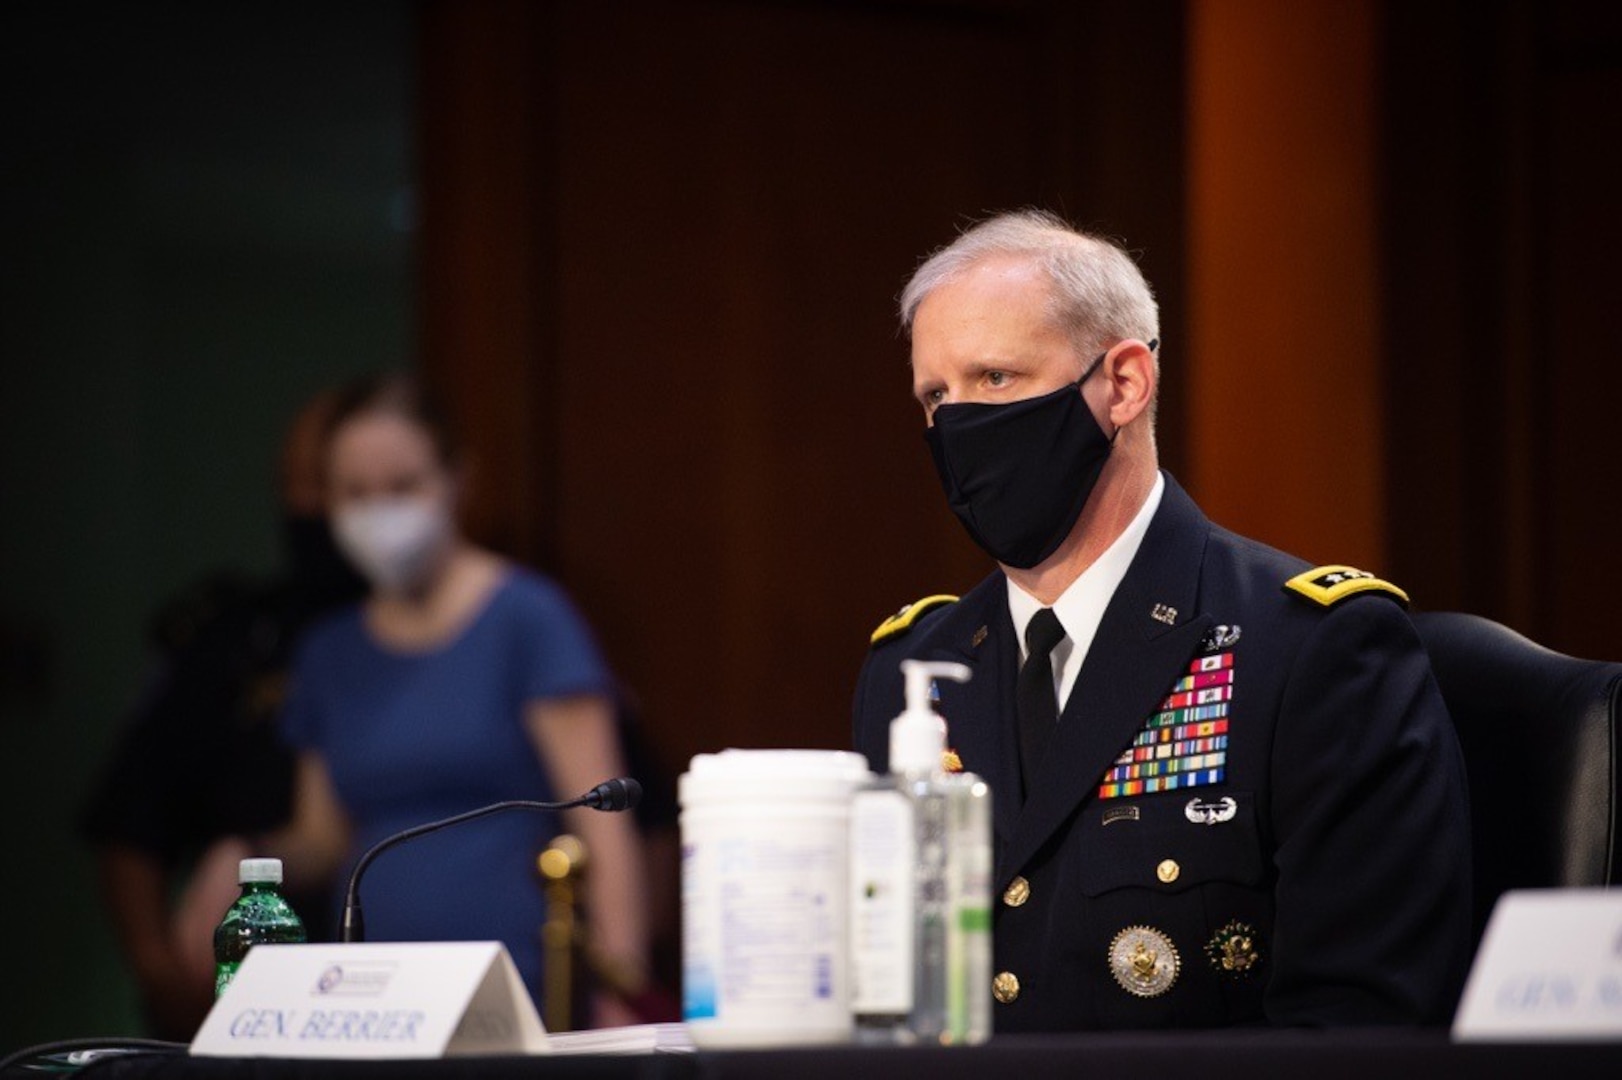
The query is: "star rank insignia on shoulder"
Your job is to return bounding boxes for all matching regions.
[1283,565,1410,608]
[869,594,959,646]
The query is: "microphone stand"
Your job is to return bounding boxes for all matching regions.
[339,778,640,943]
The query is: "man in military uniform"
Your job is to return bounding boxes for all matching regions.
[852,211,1471,1029]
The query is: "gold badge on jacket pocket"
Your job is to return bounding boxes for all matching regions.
[1108,925,1180,998]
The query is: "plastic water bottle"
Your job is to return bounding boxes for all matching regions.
[214,857,306,996]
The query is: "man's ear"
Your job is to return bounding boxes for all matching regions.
[1102,338,1157,430]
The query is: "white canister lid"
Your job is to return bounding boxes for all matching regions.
[680,749,871,807]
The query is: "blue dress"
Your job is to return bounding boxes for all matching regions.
[281,568,614,1002]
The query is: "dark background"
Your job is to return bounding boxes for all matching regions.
[2,0,1617,1050]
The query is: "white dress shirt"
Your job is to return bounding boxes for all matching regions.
[1007,472,1165,711]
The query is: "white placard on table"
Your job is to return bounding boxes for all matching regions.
[1453,888,1622,1041]
[191,941,548,1058]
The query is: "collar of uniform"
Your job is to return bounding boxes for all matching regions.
[1006,471,1166,707]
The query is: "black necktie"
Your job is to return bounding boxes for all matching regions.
[1016,607,1066,801]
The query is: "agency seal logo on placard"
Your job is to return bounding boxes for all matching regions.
[313,961,396,997]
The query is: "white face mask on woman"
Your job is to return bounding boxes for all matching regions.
[332,496,452,593]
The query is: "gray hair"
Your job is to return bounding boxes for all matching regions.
[899,210,1160,360]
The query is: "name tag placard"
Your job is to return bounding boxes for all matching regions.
[1453,888,1622,1041]
[191,942,548,1058]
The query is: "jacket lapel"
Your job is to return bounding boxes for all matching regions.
[997,476,1214,884]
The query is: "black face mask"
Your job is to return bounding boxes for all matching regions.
[924,359,1114,570]
[281,513,368,608]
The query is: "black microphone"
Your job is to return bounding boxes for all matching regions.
[582,776,640,812]
[339,777,641,943]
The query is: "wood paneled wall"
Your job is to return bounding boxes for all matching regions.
[417,0,559,565]
[1186,0,1383,569]
[418,0,1189,775]
[418,0,1621,787]
[1382,0,1622,657]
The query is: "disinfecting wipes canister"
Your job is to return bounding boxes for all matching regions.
[679,749,870,1048]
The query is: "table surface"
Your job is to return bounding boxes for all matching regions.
[9,1029,1613,1080]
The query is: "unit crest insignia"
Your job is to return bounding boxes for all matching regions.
[1206,920,1263,977]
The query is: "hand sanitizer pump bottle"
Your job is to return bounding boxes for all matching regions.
[850,660,991,1046]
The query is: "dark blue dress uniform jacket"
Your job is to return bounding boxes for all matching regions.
[852,474,1472,1029]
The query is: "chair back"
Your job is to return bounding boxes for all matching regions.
[1411,611,1620,945]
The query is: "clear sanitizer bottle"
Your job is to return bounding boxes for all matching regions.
[850,660,992,1045]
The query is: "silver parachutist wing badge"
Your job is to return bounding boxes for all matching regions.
[1185,795,1238,825]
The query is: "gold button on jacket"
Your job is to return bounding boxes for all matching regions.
[1003,876,1031,907]
[992,971,1021,1004]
